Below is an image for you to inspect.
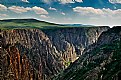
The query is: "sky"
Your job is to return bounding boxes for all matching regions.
[0,0,121,26]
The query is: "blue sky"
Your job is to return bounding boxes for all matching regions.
[0,0,121,26]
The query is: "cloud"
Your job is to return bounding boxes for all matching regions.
[8,6,48,15]
[73,7,121,25]
[73,6,121,19]
[0,14,8,17]
[75,0,83,3]
[21,0,29,3]
[49,7,57,11]
[0,4,7,11]
[40,15,50,18]
[32,6,48,14]
[42,0,83,4]
[73,7,104,16]
[61,12,66,15]
[59,0,83,4]
[59,0,74,4]
[8,6,31,13]
[109,0,121,4]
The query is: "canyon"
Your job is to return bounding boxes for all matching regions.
[1,19,120,80]
[0,24,109,80]
[55,26,121,80]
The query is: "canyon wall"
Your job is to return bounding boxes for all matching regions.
[55,26,121,80]
[0,26,109,80]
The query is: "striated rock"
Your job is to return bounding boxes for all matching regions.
[55,26,121,80]
[43,27,109,64]
[1,29,62,80]
[0,37,39,80]
[0,26,109,80]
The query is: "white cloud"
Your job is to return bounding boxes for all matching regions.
[0,14,8,17]
[21,0,29,3]
[42,0,83,4]
[59,0,74,4]
[8,6,31,13]
[32,6,48,15]
[73,7,104,16]
[75,0,83,3]
[59,0,83,4]
[8,6,48,15]
[49,7,57,11]
[40,15,50,18]
[0,4,7,11]
[73,7,121,18]
[109,0,121,4]
[61,12,66,15]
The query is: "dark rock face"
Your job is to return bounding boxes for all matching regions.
[43,27,109,64]
[0,36,38,80]
[1,29,62,80]
[0,26,109,80]
[55,26,121,80]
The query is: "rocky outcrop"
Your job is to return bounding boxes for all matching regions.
[0,26,109,80]
[43,27,109,64]
[55,26,121,80]
[0,36,39,80]
[0,29,62,80]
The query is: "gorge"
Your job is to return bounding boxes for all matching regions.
[1,19,120,80]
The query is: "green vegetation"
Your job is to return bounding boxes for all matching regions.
[54,39,121,80]
[0,19,96,30]
[64,61,71,67]
[0,19,68,30]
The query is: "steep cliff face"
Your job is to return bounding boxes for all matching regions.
[0,36,39,80]
[1,29,62,80]
[0,26,109,80]
[43,27,109,63]
[55,26,121,80]
[0,46,36,80]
